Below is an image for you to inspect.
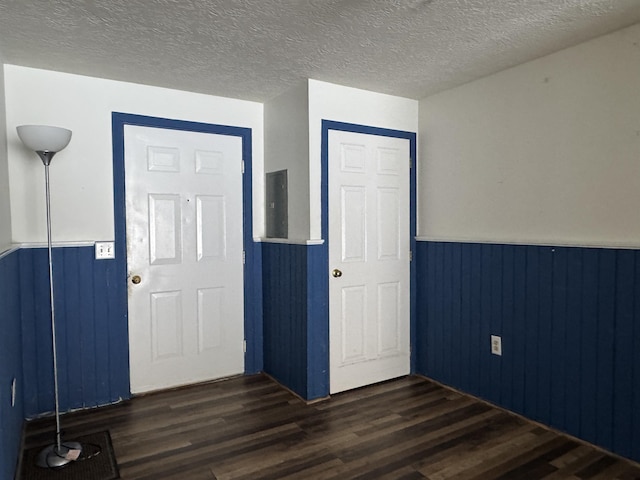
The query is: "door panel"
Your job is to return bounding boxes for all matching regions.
[150,290,183,360]
[329,130,410,394]
[125,125,244,394]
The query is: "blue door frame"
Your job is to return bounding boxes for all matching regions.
[111,112,263,389]
[310,120,417,397]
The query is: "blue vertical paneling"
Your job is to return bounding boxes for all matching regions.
[564,248,583,436]
[523,246,539,421]
[613,250,634,458]
[18,247,42,414]
[442,243,454,385]
[596,249,616,451]
[245,241,264,375]
[449,243,462,389]
[511,246,527,415]
[549,247,568,431]
[536,247,553,424]
[92,258,113,405]
[77,247,97,407]
[0,250,25,480]
[19,246,130,417]
[579,248,598,444]
[479,245,492,398]
[488,244,503,405]
[262,242,308,398]
[500,245,515,410]
[468,243,483,397]
[415,241,429,374]
[306,244,329,399]
[633,258,640,459]
[415,240,640,464]
[429,244,445,382]
[459,245,472,391]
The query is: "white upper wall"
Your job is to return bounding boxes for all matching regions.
[0,62,10,252]
[308,79,419,240]
[264,82,310,242]
[5,65,264,244]
[419,23,640,248]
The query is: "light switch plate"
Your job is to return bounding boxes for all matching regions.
[95,241,115,260]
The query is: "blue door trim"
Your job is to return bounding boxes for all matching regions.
[111,112,262,387]
[320,119,418,389]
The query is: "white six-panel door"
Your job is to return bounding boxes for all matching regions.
[329,130,411,394]
[125,125,244,394]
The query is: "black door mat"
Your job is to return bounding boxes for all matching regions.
[21,430,120,480]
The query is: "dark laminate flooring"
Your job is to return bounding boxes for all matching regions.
[21,374,640,479]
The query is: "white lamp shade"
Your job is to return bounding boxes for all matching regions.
[16,125,72,153]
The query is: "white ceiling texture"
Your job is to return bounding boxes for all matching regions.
[0,1,639,102]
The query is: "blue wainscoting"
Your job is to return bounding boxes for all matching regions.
[262,242,329,400]
[262,242,308,397]
[305,243,329,400]
[0,249,24,480]
[415,241,640,463]
[19,246,130,418]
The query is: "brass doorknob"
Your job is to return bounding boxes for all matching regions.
[131,275,142,284]
[332,269,342,278]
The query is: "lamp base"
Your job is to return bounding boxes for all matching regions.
[35,441,83,469]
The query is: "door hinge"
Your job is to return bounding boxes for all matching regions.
[241,160,245,174]
[409,158,412,169]
[409,250,413,262]
[243,339,247,353]
[242,250,246,265]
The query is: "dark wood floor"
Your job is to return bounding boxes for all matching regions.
[22,374,640,479]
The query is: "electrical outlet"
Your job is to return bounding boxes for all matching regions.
[95,241,115,260]
[11,377,16,407]
[491,335,502,356]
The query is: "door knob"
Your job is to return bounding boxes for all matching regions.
[332,269,342,278]
[131,275,142,284]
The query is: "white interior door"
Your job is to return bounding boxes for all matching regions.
[329,130,411,394]
[125,125,244,394]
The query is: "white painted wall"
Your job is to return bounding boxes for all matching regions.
[4,65,264,244]
[0,63,11,253]
[419,23,640,248]
[264,82,309,242]
[308,80,419,240]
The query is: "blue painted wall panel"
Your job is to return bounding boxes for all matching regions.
[511,246,527,415]
[262,242,308,398]
[416,240,640,463]
[0,250,25,480]
[261,242,329,401]
[549,247,568,431]
[19,247,130,418]
[500,245,515,410]
[633,259,640,459]
[579,248,598,445]
[613,250,634,458]
[564,248,583,436]
[306,244,329,400]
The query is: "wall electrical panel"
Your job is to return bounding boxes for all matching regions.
[266,170,288,239]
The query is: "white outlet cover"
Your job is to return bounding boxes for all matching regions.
[491,335,502,356]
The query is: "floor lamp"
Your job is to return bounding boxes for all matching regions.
[17,125,83,469]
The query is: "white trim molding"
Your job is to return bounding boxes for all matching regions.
[258,237,325,246]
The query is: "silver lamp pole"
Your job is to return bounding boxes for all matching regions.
[17,125,83,469]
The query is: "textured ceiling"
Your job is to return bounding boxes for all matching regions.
[0,1,639,102]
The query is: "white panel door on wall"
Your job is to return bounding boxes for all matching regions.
[125,125,244,394]
[329,130,411,394]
